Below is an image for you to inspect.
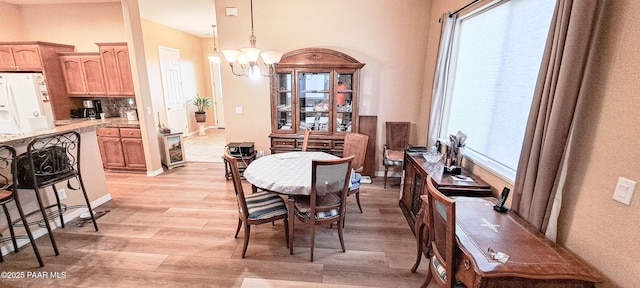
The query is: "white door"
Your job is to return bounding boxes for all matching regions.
[158,46,187,132]
[210,62,225,128]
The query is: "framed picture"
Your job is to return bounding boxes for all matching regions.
[166,135,183,163]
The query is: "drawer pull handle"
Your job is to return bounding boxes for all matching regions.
[129,132,133,135]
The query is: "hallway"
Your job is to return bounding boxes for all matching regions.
[182,128,226,163]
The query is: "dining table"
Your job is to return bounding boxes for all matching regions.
[243,151,339,255]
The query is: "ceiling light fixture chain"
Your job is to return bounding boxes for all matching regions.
[208,24,221,64]
[221,0,283,78]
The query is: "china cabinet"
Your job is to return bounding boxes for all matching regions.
[269,48,365,154]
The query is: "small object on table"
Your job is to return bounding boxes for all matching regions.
[159,125,171,134]
[493,187,510,213]
[444,165,462,175]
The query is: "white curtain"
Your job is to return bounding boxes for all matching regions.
[427,13,457,147]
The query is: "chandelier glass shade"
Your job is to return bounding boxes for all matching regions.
[221,0,282,77]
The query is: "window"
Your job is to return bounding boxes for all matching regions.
[440,0,556,182]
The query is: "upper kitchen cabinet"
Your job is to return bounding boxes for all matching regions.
[0,42,75,120]
[0,42,74,72]
[97,43,134,97]
[59,52,106,97]
[0,45,42,71]
[270,48,365,154]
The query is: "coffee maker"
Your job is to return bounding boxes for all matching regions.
[93,100,103,118]
[82,100,97,119]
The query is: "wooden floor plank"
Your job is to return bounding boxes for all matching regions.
[0,162,430,287]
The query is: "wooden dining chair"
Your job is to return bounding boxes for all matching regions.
[422,175,459,288]
[301,127,311,151]
[342,132,368,213]
[292,155,354,261]
[383,121,410,188]
[223,149,289,258]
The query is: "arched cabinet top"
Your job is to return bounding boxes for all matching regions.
[276,48,365,69]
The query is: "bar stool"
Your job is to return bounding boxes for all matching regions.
[16,131,99,255]
[0,145,43,267]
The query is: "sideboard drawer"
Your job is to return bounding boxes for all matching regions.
[272,138,296,148]
[297,139,332,150]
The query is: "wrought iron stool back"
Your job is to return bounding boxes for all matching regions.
[0,144,43,267]
[17,131,99,256]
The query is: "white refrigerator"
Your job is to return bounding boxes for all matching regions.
[0,72,55,135]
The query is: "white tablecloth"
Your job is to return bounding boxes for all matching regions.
[243,151,339,196]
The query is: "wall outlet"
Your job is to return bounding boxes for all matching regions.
[613,177,636,205]
[235,106,243,114]
[58,188,67,200]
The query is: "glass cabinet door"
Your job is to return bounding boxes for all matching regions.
[276,73,293,131]
[299,72,330,132]
[335,73,354,132]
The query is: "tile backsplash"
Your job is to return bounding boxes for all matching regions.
[69,97,137,118]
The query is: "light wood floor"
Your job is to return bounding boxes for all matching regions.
[1,162,435,287]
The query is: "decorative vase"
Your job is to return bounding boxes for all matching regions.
[195,112,206,123]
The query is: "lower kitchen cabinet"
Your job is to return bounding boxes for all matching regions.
[97,127,146,171]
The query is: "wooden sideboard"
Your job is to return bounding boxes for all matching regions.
[401,152,493,234]
[421,196,602,287]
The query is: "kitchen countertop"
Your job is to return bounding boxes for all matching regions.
[0,118,141,145]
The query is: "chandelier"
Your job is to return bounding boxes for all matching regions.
[208,25,221,64]
[221,0,283,78]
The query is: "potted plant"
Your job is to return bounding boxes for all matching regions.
[193,93,212,123]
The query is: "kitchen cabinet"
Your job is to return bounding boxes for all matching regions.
[121,128,146,170]
[269,48,365,154]
[97,128,126,168]
[97,43,134,97]
[0,45,42,71]
[59,52,106,97]
[97,127,146,171]
[0,42,75,120]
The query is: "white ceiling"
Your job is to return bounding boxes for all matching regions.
[2,0,217,38]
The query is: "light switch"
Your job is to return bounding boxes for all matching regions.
[613,177,636,205]
[235,106,243,114]
[226,7,238,16]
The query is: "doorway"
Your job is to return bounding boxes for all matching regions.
[210,61,225,128]
[158,46,188,132]
[181,59,227,163]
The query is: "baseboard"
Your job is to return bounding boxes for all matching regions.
[0,193,113,257]
[147,168,164,177]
